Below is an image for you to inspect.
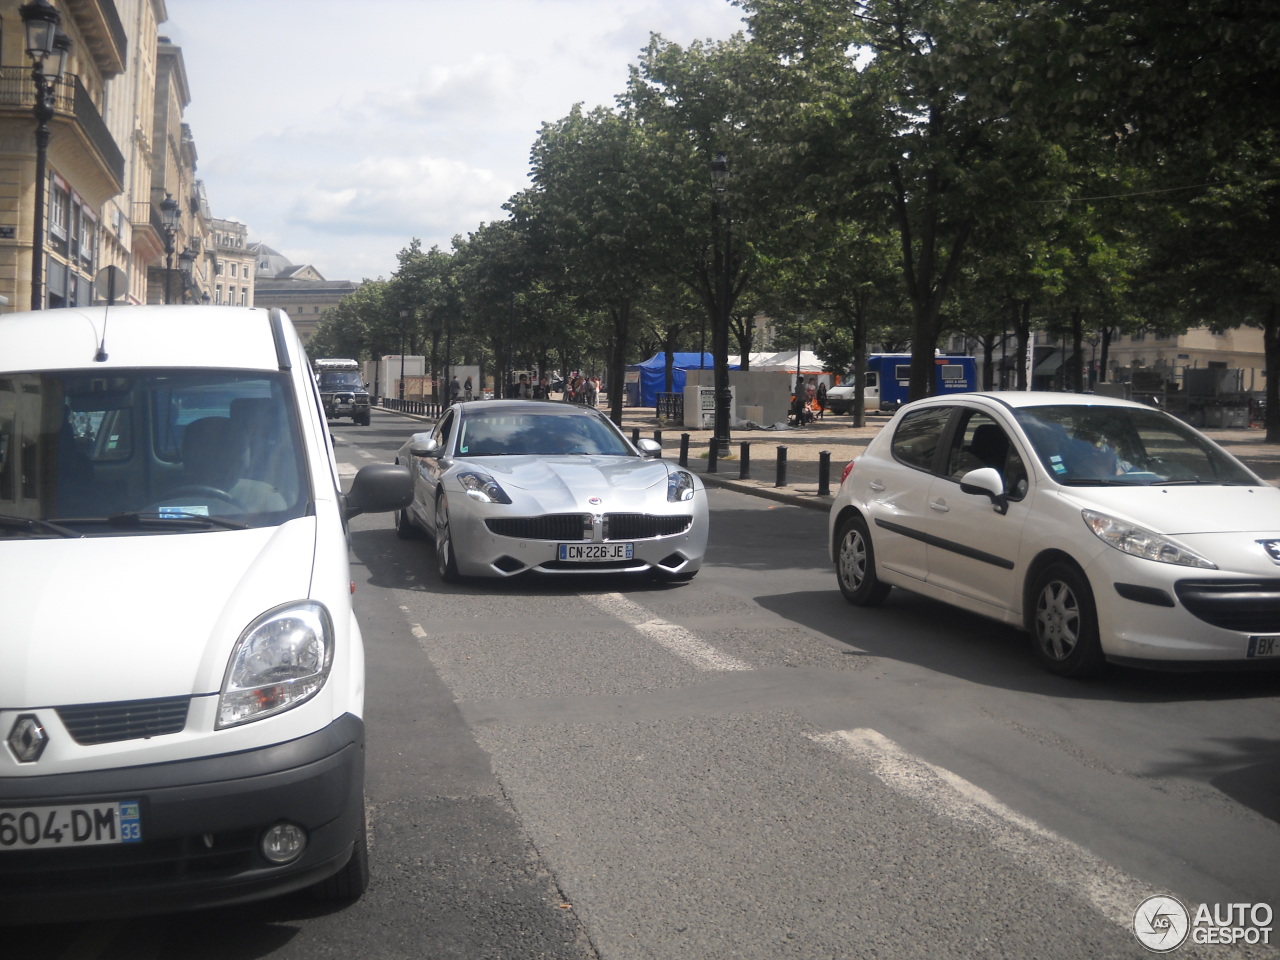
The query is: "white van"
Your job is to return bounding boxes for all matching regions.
[0,306,412,922]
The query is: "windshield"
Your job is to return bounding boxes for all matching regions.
[1013,404,1259,486]
[0,369,309,536]
[318,371,363,389]
[456,411,634,457]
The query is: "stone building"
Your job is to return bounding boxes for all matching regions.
[249,241,358,344]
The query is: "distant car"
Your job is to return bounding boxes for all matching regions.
[829,391,1280,676]
[824,382,857,415]
[314,359,371,425]
[394,400,707,582]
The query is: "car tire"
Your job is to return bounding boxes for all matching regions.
[435,493,461,583]
[310,799,370,902]
[395,505,420,540]
[1029,561,1105,678]
[835,514,890,605]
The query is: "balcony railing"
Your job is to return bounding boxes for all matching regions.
[0,68,125,186]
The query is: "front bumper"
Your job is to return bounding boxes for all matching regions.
[453,511,708,579]
[0,713,364,924]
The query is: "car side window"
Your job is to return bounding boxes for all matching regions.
[890,406,952,472]
[433,409,455,453]
[947,412,1029,500]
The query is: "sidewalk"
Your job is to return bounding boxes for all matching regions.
[378,404,1280,512]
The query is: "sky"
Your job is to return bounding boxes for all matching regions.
[163,0,748,283]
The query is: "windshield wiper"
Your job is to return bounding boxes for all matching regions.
[0,514,83,538]
[101,511,251,530]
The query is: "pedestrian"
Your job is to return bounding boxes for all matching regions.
[514,373,532,399]
[583,376,598,407]
[464,376,473,401]
[533,375,550,399]
[449,375,462,404]
[815,379,827,419]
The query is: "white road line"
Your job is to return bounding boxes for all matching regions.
[809,728,1160,934]
[584,592,752,671]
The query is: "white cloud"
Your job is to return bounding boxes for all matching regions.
[163,0,746,281]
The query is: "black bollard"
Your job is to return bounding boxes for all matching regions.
[776,446,788,487]
[632,428,641,445]
[818,450,831,496]
[680,433,690,466]
[739,441,751,480]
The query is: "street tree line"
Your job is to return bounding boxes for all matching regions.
[307,0,1279,434]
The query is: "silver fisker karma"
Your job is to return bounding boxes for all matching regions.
[394,400,708,583]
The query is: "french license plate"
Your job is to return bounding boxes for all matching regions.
[1247,636,1280,658]
[559,542,633,562]
[0,800,141,850]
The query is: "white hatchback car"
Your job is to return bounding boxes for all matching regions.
[829,392,1280,676]
[0,306,412,922]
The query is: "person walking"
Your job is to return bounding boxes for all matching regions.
[815,379,827,419]
[449,375,462,405]
[464,376,473,402]
[583,376,598,407]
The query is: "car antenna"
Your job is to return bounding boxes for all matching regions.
[92,266,125,362]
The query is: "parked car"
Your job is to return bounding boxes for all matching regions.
[828,391,1280,676]
[0,305,412,922]
[394,400,707,582]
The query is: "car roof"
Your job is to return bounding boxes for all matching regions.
[454,399,607,417]
[0,305,288,373]
[912,391,1158,413]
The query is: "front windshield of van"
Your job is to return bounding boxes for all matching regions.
[0,369,309,536]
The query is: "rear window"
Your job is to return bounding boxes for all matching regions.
[890,406,951,471]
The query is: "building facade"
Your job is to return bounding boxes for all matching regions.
[250,241,357,344]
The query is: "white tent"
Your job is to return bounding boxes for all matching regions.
[750,350,827,373]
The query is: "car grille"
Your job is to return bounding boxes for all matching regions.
[487,514,590,540]
[1175,579,1280,632]
[56,696,191,745]
[485,513,692,541]
[604,513,692,540]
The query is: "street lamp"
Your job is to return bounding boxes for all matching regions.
[399,309,410,401]
[20,0,71,311]
[159,193,180,303]
[178,247,197,302]
[709,152,732,455]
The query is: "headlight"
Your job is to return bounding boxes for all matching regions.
[457,470,512,504]
[217,601,334,728]
[1081,509,1216,568]
[667,470,696,502]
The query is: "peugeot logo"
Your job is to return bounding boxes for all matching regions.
[1259,540,1280,563]
[6,713,48,763]
[589,497,602,506]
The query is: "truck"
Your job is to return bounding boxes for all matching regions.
[314,358,371,425]
[825,354,977,413]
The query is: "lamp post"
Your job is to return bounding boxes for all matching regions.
[178,247,196,303]
[20,0,70,311]
[159,193,179,303]
[709,153,732,456]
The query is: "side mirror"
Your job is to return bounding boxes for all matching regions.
[636,437,662,458]
[344,462,413,520]
[959,466,1009,515]
[408,433,440,457]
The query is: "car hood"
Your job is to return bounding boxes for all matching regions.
[0,518,317,707]
[469,455,674,498]
[1058,485,1280,536]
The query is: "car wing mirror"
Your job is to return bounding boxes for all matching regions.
[408,434,441,457]
[959,466,1009,515]
[636,437,662,458]
[345,463,413,521]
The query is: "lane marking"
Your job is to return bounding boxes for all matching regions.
[810,728,1160,934]
[584,592,752,671]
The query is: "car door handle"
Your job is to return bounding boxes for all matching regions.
[929,498,949,513]
[869,480,885,492]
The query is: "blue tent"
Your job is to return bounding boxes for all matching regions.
[630,352,728,407]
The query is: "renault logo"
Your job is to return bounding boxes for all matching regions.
[6,714,48,763]
[1259,540,1280,563]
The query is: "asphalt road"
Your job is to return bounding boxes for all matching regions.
[10,411,1280,959]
